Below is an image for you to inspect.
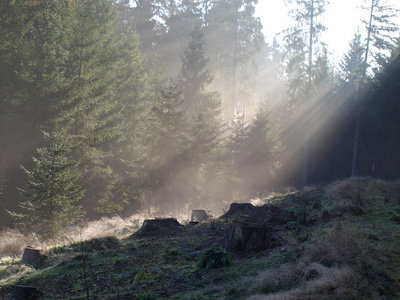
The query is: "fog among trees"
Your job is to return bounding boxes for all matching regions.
[0,0,399,236]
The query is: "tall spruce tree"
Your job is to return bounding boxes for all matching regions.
[105,0,153,214]
[0,1,73,224]
[236,102,283,193]
[283,0,328,184]
[11,131,84,239]
[206,0,263,120]
[178,27,225,205]
[351,0,398,176]
[53,0,127,214]
[144,80,188,210]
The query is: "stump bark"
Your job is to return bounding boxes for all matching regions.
[225,224,283,252]
[21,247,47,268]
[222,203,294,225]
[224,203,255,216]
[10,285,43,300]
[190,209,208,222]
[134,218,182,237]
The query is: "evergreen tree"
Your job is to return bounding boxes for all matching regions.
[283,0,329,184]
[158,0,203,76]
[51,0,129,214]
[206,0,263,120]
[339,32,365,86]
[144,80,189,210]
[237,103,283,192]
[351,0,398,176]
[179,27,214,117]
[0,1,72,224]
[178,27,225,206]
[103,0,153,215]
[11,131,84,239]
[227,115,249,197]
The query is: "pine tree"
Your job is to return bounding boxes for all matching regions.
[11,131,84,239]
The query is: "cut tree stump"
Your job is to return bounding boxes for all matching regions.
[223,203,255,217]
[225,224,283,252]
[10,285,43,300]
[134,218,182,237]
[190,209,208,222]
[221,203,294,225]
[21,246,47,268]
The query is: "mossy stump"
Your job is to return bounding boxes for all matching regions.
[134,218,182,237]
[21,246,47,269]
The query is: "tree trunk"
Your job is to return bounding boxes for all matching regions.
[351,0,374,177]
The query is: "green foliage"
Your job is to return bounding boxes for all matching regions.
[229,102,283,192]
[197,246,232,269]
[11,131,84,239]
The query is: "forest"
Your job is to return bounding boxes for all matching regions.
[0,0,399,237]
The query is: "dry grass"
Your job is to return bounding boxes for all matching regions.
[0,229,40,257]
[0,209,193,260]
[244,221,389,300]
[247,265,381,300]
[325,177,369,201]
[305,223,376,269]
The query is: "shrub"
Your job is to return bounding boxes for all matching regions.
[197,246,232,269]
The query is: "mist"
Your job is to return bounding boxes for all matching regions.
[0,0,399,236]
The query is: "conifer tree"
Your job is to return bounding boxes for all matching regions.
[283,0,329,184]
[143,81,189,209]
[178,27,225,205]
[238,103,283,192]
[206,0,263,119]
[53,0,128,214]
[351,0,398,176]
[11,131,84,239]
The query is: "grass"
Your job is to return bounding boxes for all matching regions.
[0,177,399,299]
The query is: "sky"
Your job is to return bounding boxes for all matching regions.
[255,0,400,63]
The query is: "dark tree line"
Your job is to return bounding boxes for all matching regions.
[0,0,399,236]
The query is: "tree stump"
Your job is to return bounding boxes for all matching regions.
[10,285,43,300]
[21,247,47,269]
[225,224,282,252]
[190,209,208,222]
[134,218,182,237]
[253,205,294,225]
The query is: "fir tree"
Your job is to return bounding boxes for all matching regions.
[11,131,85,239]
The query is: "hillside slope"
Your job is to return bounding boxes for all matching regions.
[1,177,399,299]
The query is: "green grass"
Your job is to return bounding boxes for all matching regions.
[1,177,399,299]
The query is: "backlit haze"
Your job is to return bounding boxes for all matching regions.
[255,0,400,63]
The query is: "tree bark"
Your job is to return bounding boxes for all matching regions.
[21,247,47,269]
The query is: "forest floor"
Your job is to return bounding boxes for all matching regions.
[1,177,400,299]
